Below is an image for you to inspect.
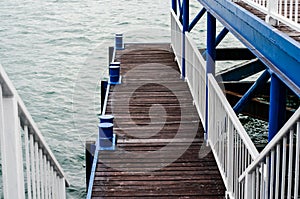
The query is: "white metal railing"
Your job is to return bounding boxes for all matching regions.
[0,64,69,199]
[170,6,300,198]
[185,33,206,127]
[239,107,300,199]
[171,9,183,73]
[207,74,259,198]
[239,0,300,31]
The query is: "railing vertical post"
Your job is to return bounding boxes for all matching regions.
[244,173,253,199]
[266,0,279,25]
[181,0,189,79]
[0,92,25,199]
[172,0,177,14]
[227,121,234,196]
[268,74,286,142]
[205,12,216,138]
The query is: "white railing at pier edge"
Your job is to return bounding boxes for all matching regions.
[171,9,261,198]
[171,9,183,73]
[0,64,69,199]
[238,0,300,31]
[208,74,259,198]
[239,107,300,199]
[185,33,206,127]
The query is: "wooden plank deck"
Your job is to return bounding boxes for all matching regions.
[91,44,225,198]
[235,1,300,42]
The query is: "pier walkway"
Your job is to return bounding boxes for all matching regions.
[91,44,225,198]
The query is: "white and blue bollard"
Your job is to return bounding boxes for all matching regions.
[109,62,121,84]
[115,33,124,50]
[98,114,114,124]
[98,123,114,148]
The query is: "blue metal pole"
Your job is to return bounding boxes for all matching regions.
[268,74,287,141]
[206,13,216,75]
[205,13,216,139]
[188,8,206,32]
[172,0,177,14]
[181,0,189,79]
[233,69,270,114]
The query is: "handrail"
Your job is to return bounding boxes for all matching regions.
[239,0,300,31]
[207,74,259,198]
[239,107,300,198]
[208,74,259,159]
[0,64,69,198]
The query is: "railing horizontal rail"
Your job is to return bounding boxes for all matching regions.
[0,64,69,199]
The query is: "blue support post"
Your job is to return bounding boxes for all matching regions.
[181,0,189,79]
[268,74,287,141]
[188,8,206,32]
[172,0,177,14]
[233,69,270,114]
[205,13,216,139]
[206,13,216,75]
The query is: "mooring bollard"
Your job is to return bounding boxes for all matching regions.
[98,123,113,147]
[109,62,120,84]
[115,33,124,50]
[98,114,114,124]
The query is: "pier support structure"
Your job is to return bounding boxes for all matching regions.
[268,74,287,141]
[181,0,189,79]
[172,0,177,14]
[205,13,216,138]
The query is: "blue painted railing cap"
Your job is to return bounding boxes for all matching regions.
[98,123,113,128]
[98,115,114,120]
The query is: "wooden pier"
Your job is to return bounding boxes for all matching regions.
[91,44,225,198]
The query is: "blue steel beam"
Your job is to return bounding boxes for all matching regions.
[188,8,206,32]
[216,59,265,81]
[205,13,216,138]
[177,0,182,12]
[215,28,229,47]
[172,0,177,14]
[198,0,300,96]
[269,74,287,141]
[178,0,183,23]
[201,27,229,57]
[181,0,189,78]
[206,13,216,75]
[233,69,271,114]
